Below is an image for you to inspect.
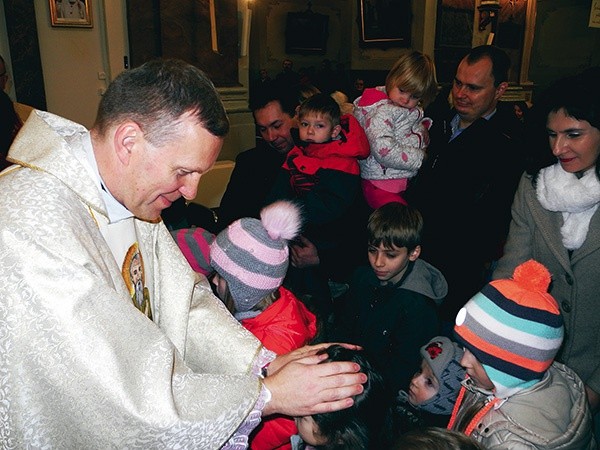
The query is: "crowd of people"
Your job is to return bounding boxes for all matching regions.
[1,45,599,449]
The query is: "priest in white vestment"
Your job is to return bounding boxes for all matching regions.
[0,59,365,449]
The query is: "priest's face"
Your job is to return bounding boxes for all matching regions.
[121,111,222,221]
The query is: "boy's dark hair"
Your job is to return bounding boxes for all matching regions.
[297,93,341,127]
[367,203,423,252]
[464,45,510,87]
[311,345,391,449]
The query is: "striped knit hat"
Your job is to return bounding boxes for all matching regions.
[210,201,302,318]
[454,259,564,399]
[171,227,215,277]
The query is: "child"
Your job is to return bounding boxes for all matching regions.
[392,427,485,450]
[354,50,437,209]
[395,336,465,433]
[449,259,595,449]
[266,93,371,320]
[171,226,216,277]
[291,345,391,450]
[329,202,447,397]
[203,200,318,450]
[282,92,369,193]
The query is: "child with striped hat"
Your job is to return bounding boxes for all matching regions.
[210,200,318,450]
[448,259,595,449]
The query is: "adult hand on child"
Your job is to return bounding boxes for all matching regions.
[267,343,361,375]
[262,350,366,417]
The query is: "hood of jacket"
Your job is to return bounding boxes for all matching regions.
[355,86,388,108]
[400,259,448,304]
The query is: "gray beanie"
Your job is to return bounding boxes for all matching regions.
[210,201,301,318]
[417,336,465,415]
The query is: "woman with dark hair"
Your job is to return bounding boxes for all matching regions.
[493,68,600,432]
[0,90,22,170]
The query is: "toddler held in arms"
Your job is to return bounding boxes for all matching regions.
[354,51,437,208]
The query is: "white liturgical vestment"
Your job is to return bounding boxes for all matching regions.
[0,111,266,448]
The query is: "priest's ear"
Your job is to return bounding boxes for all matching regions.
[113,122,142,166]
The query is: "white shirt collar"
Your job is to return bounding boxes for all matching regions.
[82,134,134,223]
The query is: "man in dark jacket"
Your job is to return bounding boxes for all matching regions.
[217,84,300,231]
[406,45,524,324]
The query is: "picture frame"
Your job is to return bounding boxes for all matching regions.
[49,0,92,28]
[358,0,411,48]
[285,10,329,55]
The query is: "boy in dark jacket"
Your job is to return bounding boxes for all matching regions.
[330,202,447,396]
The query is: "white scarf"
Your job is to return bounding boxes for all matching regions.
[537,163,600,250]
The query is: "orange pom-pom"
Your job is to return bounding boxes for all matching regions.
[512,259,551,292]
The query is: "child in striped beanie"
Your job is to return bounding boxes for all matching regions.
[210,200,318,450]
[171,227,215,277]
[448,259,595,449]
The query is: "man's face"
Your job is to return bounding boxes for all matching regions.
[254,100,296,154]
[118,111,222,221]
[452,56,506,127]
[130,254,143,284]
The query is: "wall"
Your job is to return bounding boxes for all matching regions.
[249,0,437,85]
[33,0,108,128]
[0,1,15,100]
[529,0,600,97]
[4,1,599,152]
[1,0,254,159]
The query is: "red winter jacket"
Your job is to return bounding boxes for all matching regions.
[283,114,370,177]
[243,287,317,450]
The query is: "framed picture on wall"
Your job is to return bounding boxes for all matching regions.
[358,0,411,48]
[49,0,93,28]
[285,10,329,55]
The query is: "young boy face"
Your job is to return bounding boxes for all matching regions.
[460,348,495,391]
[368,243,420,285]
[295,416,328,447]
[299,112,341,144]
[408,359,439,405]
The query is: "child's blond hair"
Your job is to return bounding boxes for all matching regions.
[385,51,438,108]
